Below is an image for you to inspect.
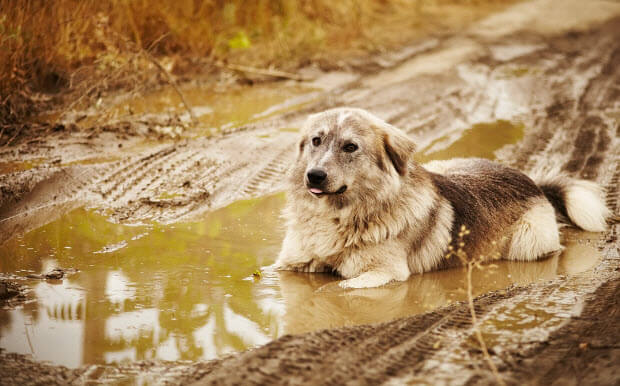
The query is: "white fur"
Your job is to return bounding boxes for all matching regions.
[423,158,473,174]
[507,198,561,261]
[338,241,410,289]
[408,197,454,273]
[337,111,352,127]
[530,170,610,232]
[565,179,610,232]
[276,181,442,285]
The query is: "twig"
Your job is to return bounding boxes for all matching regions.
[141,49,197,124]
[57,62,129,126]
[4,126,22,147]
[448,225,506,386]
[145,33,169,53]
[58,31,195,128]
[466,261,506,386]
[23,314,35,355]
[216,62,308,81]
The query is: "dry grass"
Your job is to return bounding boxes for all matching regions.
[0,0,514,124]
[447,225,506,385]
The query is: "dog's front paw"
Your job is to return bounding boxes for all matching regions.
[338,277,379,289]
[276,259,331,273]
[274,261,303,272]
[338,278,363,289]
[338,271,396,289]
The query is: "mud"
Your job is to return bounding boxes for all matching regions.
[0,280,23,301]
[0,0,619,384]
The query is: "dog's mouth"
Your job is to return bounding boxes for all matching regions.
[308,185,347,197]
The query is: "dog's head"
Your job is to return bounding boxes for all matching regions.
[289,107,417,206]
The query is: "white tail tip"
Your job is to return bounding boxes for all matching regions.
[565,179,610,232]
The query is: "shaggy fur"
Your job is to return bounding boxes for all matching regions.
[275,108,610,288]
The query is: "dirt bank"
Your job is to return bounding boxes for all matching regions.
[0,0,619,384]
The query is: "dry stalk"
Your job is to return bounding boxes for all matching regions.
[140,49,197,124]
[57,30,196,128]
[447,225,506,386]
[115,30,197,125]
[54,50,138,127]
[466,261,506,386]
[4,126,22,147]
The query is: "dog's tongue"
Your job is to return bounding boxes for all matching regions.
[309,188,323,194]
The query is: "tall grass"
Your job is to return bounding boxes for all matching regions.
[0,0,512,124]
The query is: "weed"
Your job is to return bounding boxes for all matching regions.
[447,225,506,386]
[0,0,515,125]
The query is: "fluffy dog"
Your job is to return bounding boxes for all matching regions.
[275,108,610,289]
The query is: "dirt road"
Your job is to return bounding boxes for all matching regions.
[0,0,619,384]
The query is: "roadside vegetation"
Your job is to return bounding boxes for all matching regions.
[0,0,515,127]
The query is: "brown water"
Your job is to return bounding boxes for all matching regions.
[0,198,602,368]
[0,119,601,368]
[417,120,524,162]
[0,195,285,367]
[77,83,318,136]
[0,159,44,175]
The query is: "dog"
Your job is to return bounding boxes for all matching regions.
[275,107,610,289]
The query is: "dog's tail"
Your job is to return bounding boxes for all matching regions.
[532,172,610,232]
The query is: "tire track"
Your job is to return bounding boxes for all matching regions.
[238,146,293,198]
[184,15,620,386]
[95,146,177,199]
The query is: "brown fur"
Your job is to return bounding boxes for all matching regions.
[275,108,609,288]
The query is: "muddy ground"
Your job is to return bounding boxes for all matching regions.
[1,0,619,384]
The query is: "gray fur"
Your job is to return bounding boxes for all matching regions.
[276,108,610,288]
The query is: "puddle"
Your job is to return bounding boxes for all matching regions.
[0,115,601,368]
[0,195,285,368]
[74,83,318,136]
[0,159,45,175]
[0,193,602,368]
[416,120,524,162]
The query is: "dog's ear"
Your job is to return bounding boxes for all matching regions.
[297,138,306,159]
[377,122,416,177]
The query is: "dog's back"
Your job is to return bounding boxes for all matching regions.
[425,157,609,269]
[425,158,554,267]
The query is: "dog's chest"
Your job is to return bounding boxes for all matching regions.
[294,214,348,257]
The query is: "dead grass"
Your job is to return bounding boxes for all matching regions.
[447,225,507,385]
[0,0,515,125]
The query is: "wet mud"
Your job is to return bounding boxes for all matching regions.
[0,0,619,384]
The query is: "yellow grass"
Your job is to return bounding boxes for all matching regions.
[0,0,514,123]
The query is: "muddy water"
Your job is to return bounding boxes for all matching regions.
[0,159,44,175]
[0,199,602,368]
[0,119,600,368]
[0,195,284,367]
[77,83,318,136]
[417,120,524,162]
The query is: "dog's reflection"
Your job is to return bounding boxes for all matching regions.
[278,234,601,335]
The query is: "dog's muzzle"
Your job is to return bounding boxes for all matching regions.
[307,185,347,197]
[305,168,347,197]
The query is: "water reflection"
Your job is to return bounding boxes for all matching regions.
[0,194,285,367]
[278,229,600,334]
[0,190,601,368]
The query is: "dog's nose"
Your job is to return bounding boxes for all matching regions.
[307,169,327,185]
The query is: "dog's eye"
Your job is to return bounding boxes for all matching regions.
[342,143,358,153]
[312,137,321,146]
